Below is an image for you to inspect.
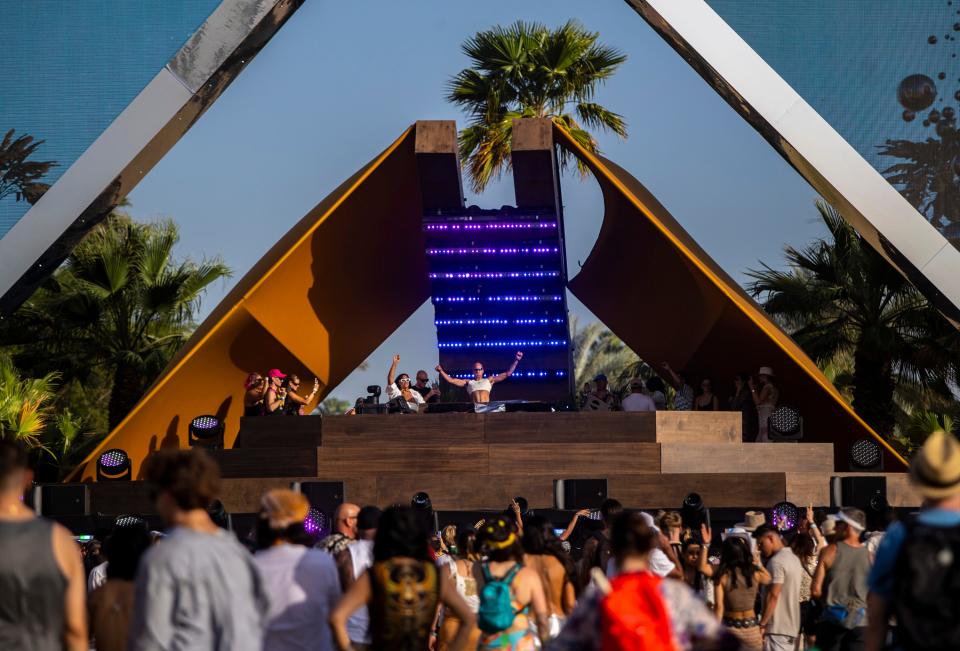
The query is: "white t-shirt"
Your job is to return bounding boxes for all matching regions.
[765,546,804,636]
[346,540,374,645]
[254,544,342,651]
[87,561,108,592]
[621,392,656,412]
[466,378,493,396]
[385,383,424,412]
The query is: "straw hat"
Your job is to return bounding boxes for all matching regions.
[260,489,309,529]
[910,430,960,499]
[735,511,767,532]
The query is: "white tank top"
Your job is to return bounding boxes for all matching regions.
[466,378,492,395]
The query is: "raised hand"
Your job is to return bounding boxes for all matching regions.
[435,364,443,373]
[576,509,590,518]
[515,351,524,361]
[700,523,712,546]
[392,354,401,364]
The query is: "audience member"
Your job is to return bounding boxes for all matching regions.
[254,489,341,651]
[330,506,475,651]
[789,530,819,649]
[317,503,360,559]
[753,523,803,651]
[87,547,109,592]
[281,374,319,415]
[129,448,268,651]
[750,367,779,442]
[436,351,524,404]
[646,376,667,410]
[244,372,267,416]
[811,507,869,651]
[522,516,577,638]
[340,506,380,650]
[549,511,736,651]
[661,362,695,410]
[438,528,482,651]
[582,374,618,411]
[620,378,656,412]
[580,499,622,582]
[729,373,759,442]
[476,515,550,650]
[265,368,289,416]
[709,528,771,651]
[866,430,960,651]
[656,510,684,560]
[412,370,441,403]
[694,377,720,411]
[0,439,87,651]
[87,523,153,651]
[387,354,426,413]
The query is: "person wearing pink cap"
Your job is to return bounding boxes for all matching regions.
[264,369,288,416]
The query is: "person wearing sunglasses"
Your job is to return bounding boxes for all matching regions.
[435,351,523,404]
[386,355,426,413]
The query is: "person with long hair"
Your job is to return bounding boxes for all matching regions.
[437,528,483,651]
[522,516,577,639]
[243,372,266,416]
[254,490,341,651]
[280,374,319,415]
[87,523,152,651]
[708,527,771,650]
[330,507,474,651]
[694,377,720,411]
[791,530,819,649]
[475,516,549,650]
[264,369,288,416]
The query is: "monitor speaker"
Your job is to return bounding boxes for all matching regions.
[34,484,90,517]
[292,481,344,520]
[554,479,607,510]
[830,476,887,512]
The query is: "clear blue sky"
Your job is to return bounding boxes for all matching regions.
[126,0,824,405]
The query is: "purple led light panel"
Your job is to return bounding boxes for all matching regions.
[428,271,560,280]
[423,222,557,232]
[99,450,128,468]
[190,416,220,430]
[426,247,559,256]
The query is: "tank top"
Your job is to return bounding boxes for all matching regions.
[467,378,493,395]
[369,558,439,651]
[823,542,870,628]
[0,518,67,651]
[723,569,759,613]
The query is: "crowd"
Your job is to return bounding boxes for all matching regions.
[581,363,780,443]
[3,429,956,650]
[244,369,320,417]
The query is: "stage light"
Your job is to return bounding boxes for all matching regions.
[304,508,329,538]
[680,493,709,533]
[771,502,799,531]
[428,271,561,280]
[97,449,131,481]
[425,247,560,256]
[437,340,567,349]
[434,317,566,326]
[423,222,557,232]
[188,415,224,449]
[768,406,803,442]
[114,515,146,528]
[850,438,883,471]
[450,369,567,379]
[411,491,432,511]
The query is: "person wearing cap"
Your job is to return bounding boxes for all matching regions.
[811,507,870,650]
[254,489,342,651]
[339,506,381,650]
[620,378,656,412]
[749,367,779,442]
[582,374,618,411]
[866,430,960,651]
[264,368,288,415]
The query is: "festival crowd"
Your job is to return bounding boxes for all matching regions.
[0,427,958,651]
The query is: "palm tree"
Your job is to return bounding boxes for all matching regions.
[447,20,627,193]
[570,316,647,394]
[0,354,59,450]
[0,129,56,205]
[747,200,959,437]
[5,213,231,429]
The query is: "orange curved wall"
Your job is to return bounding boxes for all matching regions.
[556,125,906,469]
[71,127,430,480]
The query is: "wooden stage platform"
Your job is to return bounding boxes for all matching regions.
[83,411,919,516]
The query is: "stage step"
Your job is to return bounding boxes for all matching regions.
[208,448,317,478]
[236,416,321,448]
[660,443,834,474]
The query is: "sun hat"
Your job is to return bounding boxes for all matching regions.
[260,489,309,529]
[835,507,866,532]
[735,511,767,532]
[758,366,775,378]
[267,368,287,379]
[909,430,960,499]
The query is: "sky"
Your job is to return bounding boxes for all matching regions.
[125,0,825,405]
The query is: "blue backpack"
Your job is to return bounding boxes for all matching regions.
[477,562,522,633]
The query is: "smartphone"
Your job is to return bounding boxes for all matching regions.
[553,528,565,537]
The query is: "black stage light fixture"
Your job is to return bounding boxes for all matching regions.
[411,491,438,531]
[97,449,131,481]
[188,415,224,449]
[680,492,710,533]
[771,501,799,532]
[114,515,147,528]
[769,406,803,442]
[850,438,883,471]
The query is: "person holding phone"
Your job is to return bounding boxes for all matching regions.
[412,370,441,404]
[436,352,523,404]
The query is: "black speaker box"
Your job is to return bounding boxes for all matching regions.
[554,479,607,510]
[292,481,344,517]
[831,476,887,512]
[35,484,90,517]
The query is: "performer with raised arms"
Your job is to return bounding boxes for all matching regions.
[435,351,523,404]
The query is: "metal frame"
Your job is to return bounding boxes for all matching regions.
[0,0,305,314]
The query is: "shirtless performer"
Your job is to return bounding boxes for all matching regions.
[435,351,523,403]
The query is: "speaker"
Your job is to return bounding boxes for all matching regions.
[554,479,607,510]
[831,476,887,512]
[292,481,344,520]
[34,484,90,517]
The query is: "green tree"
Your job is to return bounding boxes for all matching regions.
[0,129,56,205]
[319,397,352,415]
[447,20,627,193]
[3,213,230,430]
[570,316,647,396]
[748,200,959,437]
[0,354,59,450]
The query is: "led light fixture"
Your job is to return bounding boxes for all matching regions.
[438,340,568,348]
[426,247,559,256]
[423,222,557,232]
[114,515,147,528]
[771,502,799,531]
[428,271,561,280]
[434,318,566,326]
[304,508,328,538]
[850,438,883,471]
[97,449,131,481]
[451,369,567,379]
[188,414,224,449]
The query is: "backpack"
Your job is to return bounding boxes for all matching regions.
[892,517,960,651]
[597,571,675,651]
[478,562,522,633]
[369,559,440,650]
